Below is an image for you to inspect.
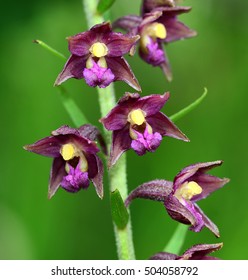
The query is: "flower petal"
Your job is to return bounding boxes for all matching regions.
[164,194,197,226]
[142,0,175,14]
[68,22,111,56]
[173,161,223,190]
[109,125,132,167]
[106,56,141,91]
[48,157,66,199]
[194,204,220,237]
[54,55,87,86]
[156,6,193,17]
[87,154,104,199]
[140,10,163,29]
[125,180,173,207]
[133,92,170,116]
[24,136,62,158]
[191,174,230,202]
[179,243,223,260]
[160,49,173,81]
[52,125,100,155]
[161,18,197,43]
[52,125,79,136]
[155,7,196,43]
[78,124,107,155]
[113,15,142,34]
[139,41,165,66]
[105,33,140,57]
[150,252,177,260]
[100,106,129,131]
[100,93,141,131]
[146,112,189,141]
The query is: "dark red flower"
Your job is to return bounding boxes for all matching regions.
[100,92,189,167]
[55,22,141,91]
[24,125,104,199]
[125,161,230,237]
[113,3,196,81]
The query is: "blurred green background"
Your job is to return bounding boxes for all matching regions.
[1,0,247,259]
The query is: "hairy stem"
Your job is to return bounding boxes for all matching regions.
[83,0,135,260]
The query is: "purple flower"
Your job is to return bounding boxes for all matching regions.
[100,92,189,167]
[55,22,141,91]
[125,161,230,236]
[24,124,104,199]
[150,243,223,260]
[142,0,176,15]
[113,3,196,81]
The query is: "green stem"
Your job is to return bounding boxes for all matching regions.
[83,0,135,260]
[170,88,208,122]
[163,224,188,255]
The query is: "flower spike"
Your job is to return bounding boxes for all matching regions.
[55,22,141,91]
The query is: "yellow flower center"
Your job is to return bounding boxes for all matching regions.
[146,23,167,39]
[128,109,146,126]
[174,181,203,201]
[89,42,108,58]
[60,143,76,161]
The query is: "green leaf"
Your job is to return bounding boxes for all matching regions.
[163,224,188,255]
[33,40,67,61]
[34,40,88,127]
[111,189,129,230]
[170,88,208,122]
[58,86,89,127]
[97,0,116,15]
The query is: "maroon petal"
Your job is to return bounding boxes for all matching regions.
[150,252,177,260]
[161,18,197,43]
[194,204,220,237]
[156,6,193,18]
[113,15,142,34]
[147,112,189,141]
[106,56,141,91]
[105,33,140,57]
[52,125,79,136]
[191,174,230,202]
[100,103,129,131]
[174,161,223,190]
[78,124,107,155]
[133,92,170,116]
[140,10,163,29]
[24,136,62,158]
[109,125,132,167]
[164,194,197,226]
[160,49,173,81]
[118,92,141,105]
[179,243,223,260]
[125,179,173,207]
[87,154,104,199]
[68,32,94,57]
[68,22,111,56]
[54,55,87,86]
[100,93,143,131]
[48,157,66,199]
[53,126,100,155]
[142,0,175,14]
